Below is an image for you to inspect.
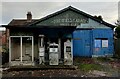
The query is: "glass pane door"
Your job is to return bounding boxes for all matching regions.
[11,37,20,61]
[22,37,32,61]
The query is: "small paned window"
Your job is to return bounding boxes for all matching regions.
[94,39,101,48]
[102,40,108,48]
[94,38,108,48]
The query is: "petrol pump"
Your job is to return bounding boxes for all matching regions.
[64,39,73,65]
[49,42,59,65]
[38,35,45,65]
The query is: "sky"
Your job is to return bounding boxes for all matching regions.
[0,0,120,31]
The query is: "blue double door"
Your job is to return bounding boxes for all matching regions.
[73,30,92,57]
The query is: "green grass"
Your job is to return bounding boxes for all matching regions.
[96,57,116,62]
[78,63,103,72]
[74,57,115,72]
[96,57,109,62]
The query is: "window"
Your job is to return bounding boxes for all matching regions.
[94,39,101,48]
[94,38,108,48]
[102,40,108,47]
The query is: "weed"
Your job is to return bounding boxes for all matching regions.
[96,57,109,62]
[78,63,103,72]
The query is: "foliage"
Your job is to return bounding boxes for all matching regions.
[96,57,109,62]
[115,20,120,38]
[115,20,120,26]
[74,57,103,72]
[2,45,8,53]
[115,26,120,38]
[94,15,103,21]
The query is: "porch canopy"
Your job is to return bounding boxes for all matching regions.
[5,25,76,38]
[4,25,76,66]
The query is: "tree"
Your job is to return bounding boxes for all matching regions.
[115,20,120,38]
[94,15,103,21]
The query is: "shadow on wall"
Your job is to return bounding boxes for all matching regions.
[2,51,9,65]
[114,38,120,57]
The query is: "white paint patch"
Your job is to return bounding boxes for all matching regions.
[0,27,6,31]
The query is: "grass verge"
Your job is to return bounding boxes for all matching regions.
[78,63,103,72]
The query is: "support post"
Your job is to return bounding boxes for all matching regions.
[32,37,34,62]
[9,37,11,63]
[41,37,43,47]
[58,38,61,59]
[71,39,73,65]
[20,37,22,62]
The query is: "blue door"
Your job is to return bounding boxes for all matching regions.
[73,30,91,57]
[84,30,91,57]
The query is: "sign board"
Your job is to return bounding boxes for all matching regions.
[39,47,45,56]
[66,46,71,52]
[37,10,88,26]
[49,48,58,52]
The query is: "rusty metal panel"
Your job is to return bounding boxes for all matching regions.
[64,40,73,65]
[64,52,73,65]
[49,43,59,65]
[49,53,58,65]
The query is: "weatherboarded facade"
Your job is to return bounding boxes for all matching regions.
[4,6,115,66]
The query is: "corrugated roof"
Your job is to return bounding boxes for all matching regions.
[29,6,115,29]
[8,19,38,26]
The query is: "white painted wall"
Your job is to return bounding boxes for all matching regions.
[0,27,6,31]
